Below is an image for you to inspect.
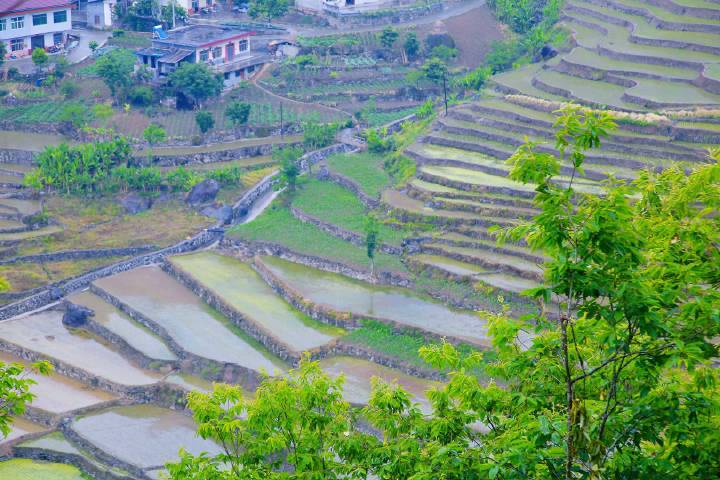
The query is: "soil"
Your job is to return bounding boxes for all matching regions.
[417,5,505,69]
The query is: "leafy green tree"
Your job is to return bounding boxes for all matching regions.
[143,123,166,161]
[195,111,215,135]
[89,40,99,53]
[422,57,449,114]
[0,42,6,70]
[275,146,302,192]
[59,79,79,98]
[248,0,289,23]
[459,65,491,90]
[379,26,399,49]
[403,32,420,60]
[169,63,223,108]
[52,55,69,77]
[225,101,251,126]
[31,48,49,73]
[364,214,379,277]
[302,121,337,151]
[167,359,356,479]
[95,48,136,104]
[58,102,92,129]
[1,359,53,438]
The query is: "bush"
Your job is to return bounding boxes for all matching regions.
[226,101,251,126]
[195,111,215,134]
[303,121,339,150]
[129,85,153,106]
[59,80,79,98]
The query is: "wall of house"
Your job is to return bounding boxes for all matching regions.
[0,7,72,56]
[194,36,251,64]
[86,1,114,29]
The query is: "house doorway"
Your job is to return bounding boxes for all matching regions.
[31,35,45,50]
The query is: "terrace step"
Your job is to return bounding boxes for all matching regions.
[598,0,720,33]
[421,242,545,283]
[431,197,538,220]
[406,178,537,209]
[434,232,548,264]
[382,189,518,229]
[415,165,537,198]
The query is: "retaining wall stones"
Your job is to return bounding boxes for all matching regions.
[148,141,299,167]
[0,229,221,321]
[0,246,157,266]
[289,206,402,255]
[13,444,137,480]
[0,149,35,164]
[326,171,379,208]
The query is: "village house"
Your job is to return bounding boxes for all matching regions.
[135,24,269,88]
[85,0,115,29]
[0,0,74,58]
[160,0,214,15]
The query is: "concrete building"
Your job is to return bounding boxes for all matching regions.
[86,0,114,29]
[0,0,73,58]
[160,0,214,15]
[135,24,269,88]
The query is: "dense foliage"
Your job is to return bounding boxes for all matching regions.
[0,361,52,438]
[302,121,339,150]
[248,0,289,23]
[487,0,562,34]
[169,110,719,479]
[169,63,223,107]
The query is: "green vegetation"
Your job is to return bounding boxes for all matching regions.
[0,459,88,480]
[326,152,390,198]
[170,63,223,108]
[227,204,406,273]
[0,360,52,437]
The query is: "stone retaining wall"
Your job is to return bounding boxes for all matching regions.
[325,171,379,208]
[0,149,35,164]
[13,445,136,480]
[90,284,264,390]
[148,142,299,167]
[0,229,221,321]
[289,206,402,255]
[0,246,157,266]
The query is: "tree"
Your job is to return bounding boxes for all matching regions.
[225,101,251,126]
[380,26,399,50]
[58,102,92,129]
[89,40,99,53]
[423,57,449,115]
[364,214,379,277]
[31,48,49,73]
[403,32,420,60]
[143,123,166,161]
[195,111,215,135]
[95,48,136,104]
[169,63,223,108]
[248,0,289,23]
[274,146,302,192]
[1,360,53,438]
[0,42,6,70]
[168,108,720,480]
[302,121,338,151]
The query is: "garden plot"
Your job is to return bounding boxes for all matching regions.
[0,459,86,480]
[93,266,284,374]
[318,356,441,414]
[259,256,491,347]
[169,252,341,354]
[67,291,177,362]
[0,310,161,387]
[71,405,222,470]
[0,352,115,414]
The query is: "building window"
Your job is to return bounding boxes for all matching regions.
[238,39,248,52]
[199,50,209,62]
[212,46,222,59]
[11,16,24,29]
[224,72,230,79]
[54,10,68,23]
[0,19,6,31]
[10,38,24,51]
[33,13,47,26]
[53,32,63,45]
[235,70,241,77]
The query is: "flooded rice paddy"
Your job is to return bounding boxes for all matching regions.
[319,356,441,414]
[260,256,490,347]
[71,405,222,469]
[94,266,284,374]
[0,310,161,386]
[68,291,177,362]
[0,458,86,480]
[0,418,45,445]
[170,252,341,352]
[0,352,115,414]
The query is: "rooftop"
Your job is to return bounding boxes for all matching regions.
[0,0,73,16]
[154,25,255,49]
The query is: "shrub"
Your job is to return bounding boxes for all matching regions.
[226,101,251,126]
[129,85,153,106]
[195,111,215,134]
[59,80,79,98]
[303,121,339,150]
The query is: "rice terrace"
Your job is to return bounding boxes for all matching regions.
[0,0,718,478]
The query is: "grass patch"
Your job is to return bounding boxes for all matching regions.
[227,203,407,274]
[345,319,495,379]
[325,151,390,198]
[292,178,409,245]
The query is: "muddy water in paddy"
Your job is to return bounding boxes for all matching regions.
[0,417,46,445]
[68,290,177,362]
[0,310,161,386]
[72,405,222,469]
[319,356,441,414]
[261,256,490,347]
[170,252,341,352]
[94,266,284,373]
[0,352,115,414]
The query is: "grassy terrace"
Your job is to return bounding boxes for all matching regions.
[227,202,407,274]
[491,64,563,100]
[616,0,720,25]
[292,178,411,245]
[562,48,697,80]
[533,70,638,109]
[325,151,390,198]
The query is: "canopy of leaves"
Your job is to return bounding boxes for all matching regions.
[195,111,215,134]
[1,360,53,437]
[169,63,223,107]
[248,0,289,22]
[31,48,49,68]
[226,101,251,126]
[95,48,137,99]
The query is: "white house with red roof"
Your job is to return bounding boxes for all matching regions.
[0,0,73,58]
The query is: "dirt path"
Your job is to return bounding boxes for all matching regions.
[250,63,353,119]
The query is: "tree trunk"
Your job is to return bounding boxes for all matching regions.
[562,314,574,480]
